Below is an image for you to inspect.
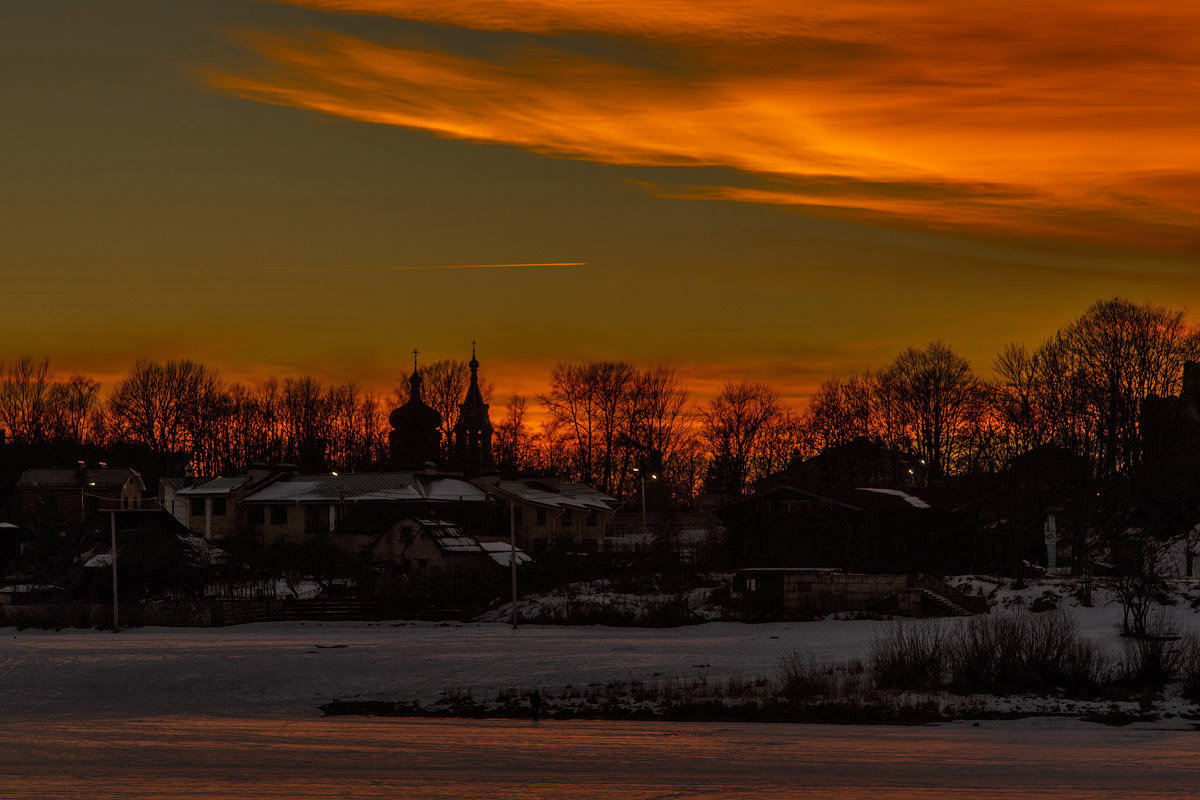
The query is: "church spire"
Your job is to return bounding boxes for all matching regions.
[454,343,493,476]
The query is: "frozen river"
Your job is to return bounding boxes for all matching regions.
[2,619,1199,798]
[4,716,1199,799]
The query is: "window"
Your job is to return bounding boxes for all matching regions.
[191,498,205,517]
[536,508,547,526]
[513,507,523,525]
[270,505,288,525]
[248,505,264,525]
[561,509,572,525]
[212,499,226,516]
[587,509,598,527]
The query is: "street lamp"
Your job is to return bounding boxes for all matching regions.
[80,481,96,523]
[632,467,658,547]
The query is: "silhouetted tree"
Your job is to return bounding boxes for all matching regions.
[47,373,102,445]
[701,379,783,495]
[0,356,55,444]
[874,341,979,479]
[108,359,221,456]
[493,395,535,474]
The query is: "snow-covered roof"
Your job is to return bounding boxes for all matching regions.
[177,476,250,496]
[414,518,479,553]
[856,488,931,509]
[479,540,532,567]
[241,473,487,504]
[559,483,621,510]
[0,522,17,529]
[493,480,615,511]
[0,584,66,593]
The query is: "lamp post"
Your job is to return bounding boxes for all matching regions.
[80,481,96,523]
[632,467,657,547]
[509,498,518,631]
[110,510,119,632]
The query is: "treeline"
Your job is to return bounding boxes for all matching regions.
[1,298,1196,504]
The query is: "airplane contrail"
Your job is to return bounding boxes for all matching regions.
[213,262,589,275]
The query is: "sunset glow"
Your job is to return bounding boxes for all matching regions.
[4,1,1200,409]
[214,0,1200,247]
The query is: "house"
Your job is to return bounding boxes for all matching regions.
[717,484,939,572]
[333,510,529,602]
[605,510,725,561]
[786,437,924,487]
[75,508,231,600]
[731,568,986,619]
[239,470,493,545]
[164,463,293,542]
[14,465,146,528]
[483,478,619,553]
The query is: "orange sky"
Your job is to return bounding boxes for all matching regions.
[4,0,1200,412]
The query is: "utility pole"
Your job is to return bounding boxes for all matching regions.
[510,498,518,630]
[110,511,119,632]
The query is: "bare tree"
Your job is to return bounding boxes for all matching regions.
[0,356,55,444]
[700,379,783,496]
[47,373,102,445]
[875,342,979,479]
[539,361,636,493]
[1058,298,1200,478]
[108,359,221,456]
[804,375,874,452]
[493,395,536,474]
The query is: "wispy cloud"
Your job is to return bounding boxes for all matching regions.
[209,1,1200,248]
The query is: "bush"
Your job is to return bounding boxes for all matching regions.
[871,621,947,691]
[1061,637,1112,697]
[1178,633,1200,701]
[1120,613,1181,689]
[779,653,836,699]
[947,611,1107,696]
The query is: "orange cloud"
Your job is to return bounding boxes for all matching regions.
[211,1,1200,248]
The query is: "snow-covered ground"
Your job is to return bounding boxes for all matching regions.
[7,576,1200,800]
[4,575,1200,726]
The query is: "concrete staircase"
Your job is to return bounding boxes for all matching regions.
[919,588,972,617]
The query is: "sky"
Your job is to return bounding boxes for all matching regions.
[5,1,1200,408]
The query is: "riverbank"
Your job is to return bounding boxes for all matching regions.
[321,676,1200,729]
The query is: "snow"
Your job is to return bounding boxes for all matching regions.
[178,534,230,566]
[83,553,112,568]
[479,540,532,566]
[4,574,1200,730]
[857,487,931,508]
[424,478,488,502]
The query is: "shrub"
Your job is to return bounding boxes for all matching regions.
[1178,633,1200,701]
[948,610,1104,695]
[779,652,836,699]
[1120,613,1181,689]
[1061,637,1112,697]
[871,621,947,691]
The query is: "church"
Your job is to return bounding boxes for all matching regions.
[165,347,619,559]
[388,344,493,475]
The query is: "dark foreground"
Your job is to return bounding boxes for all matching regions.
[3,715,1198,799]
